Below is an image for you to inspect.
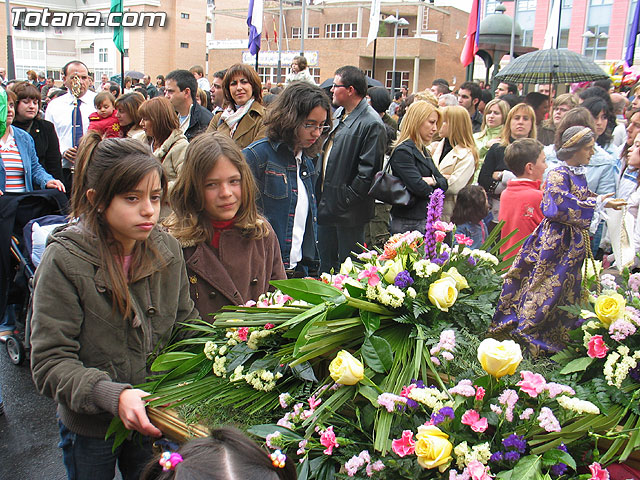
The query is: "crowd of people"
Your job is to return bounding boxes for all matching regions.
[1,57,639,479]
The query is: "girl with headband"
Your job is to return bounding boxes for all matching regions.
[491,125,625,357]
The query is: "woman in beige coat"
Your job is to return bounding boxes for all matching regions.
[429,105,478,222]
[206,63,266,149]
[139,97,188,216]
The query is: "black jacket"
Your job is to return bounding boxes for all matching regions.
[317,98,386,226]
[185,103,213,142]
[389,140,448,220]
[13,117,63,181]
[478,143,507,195]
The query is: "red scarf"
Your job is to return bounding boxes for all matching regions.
[211,218,235,249]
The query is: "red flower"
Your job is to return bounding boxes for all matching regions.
[474,386,485,401]
[454,233,474,246]
[391,430,415,457]
[587,335,609,359]
[264,323,275,330]
[461,409,488,433]
[589,462,610,480]
[237,327,249,341]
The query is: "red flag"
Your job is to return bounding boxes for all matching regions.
[460,0,480,67]
[273,17,279,44]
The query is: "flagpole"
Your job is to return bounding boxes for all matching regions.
[300,0,306,55]
[372,39,377,78]
[277,0,283,84]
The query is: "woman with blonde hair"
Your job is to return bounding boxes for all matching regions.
[429,105,478,221]
[478,103,537,229]
[473,98,509,170]
[165,133,285,317]
[387,100,448,234]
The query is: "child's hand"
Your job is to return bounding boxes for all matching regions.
[492,170,503,180]
[118,388,162,437]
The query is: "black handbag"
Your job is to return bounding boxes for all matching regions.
[368,161,415,207]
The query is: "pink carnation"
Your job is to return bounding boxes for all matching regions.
[237,327,249,341]
[455,233,474,246]
[391,430,415,457]
[517,371,547,398]
[467,460,492,480]
[357,264,381,287]
[434,220,455,232]
[461,409,488,433]
[587,335,609,359]
[475,386,485,401]
[435,231,447,243]
[264,323,275,330]
[589,462,610,480]
[449,379,476,397]
[319,426,339,455]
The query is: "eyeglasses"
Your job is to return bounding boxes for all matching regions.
[303,124,331,133]
[331,84,349,89]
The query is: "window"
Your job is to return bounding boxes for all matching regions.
[521,29,534,46]
[363,69,372,77]
[98,48,108,63]
[94,16,110,34]
[206,23,211,33]
[308,67,320,84]
[94,68,113,81]
[584,25,608,60]
[589,0,613,5]
[307,26,319,38]
[398,26,409,37]
[558,28,570,48]
[385,71,409,90]
[484,0,499,15]
[13,15,44,32]
[14,38,45,81]
[181,12,190,19]
[325,23,357,38]
[562,0,573,6]
[258,66,287,85]
[291,27,301,39]
[518,0,536,11]
[180,42,189,48]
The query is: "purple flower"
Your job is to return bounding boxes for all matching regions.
[394,270,414,288]
[411,379,426,389]
[489,451,503,463]
[433,251,450,266]
[630,365,640,383]
[558,443,567,453]
[502,434,527,454]
[551,463,568,476]
[504,451,521,462]
[468,256,477,266]
[439,406,455,419]
[431,412,445,425]
[405,398,418,409]
[424,189,445,259]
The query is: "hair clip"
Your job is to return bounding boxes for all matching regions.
[270,449,287,468]
[159,451,184,471]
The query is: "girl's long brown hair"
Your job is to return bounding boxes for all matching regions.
[72,131,168,319]
[115,92,145,136]
[165,132,269,244]
[440,105,479,168]
[138,96,179,146]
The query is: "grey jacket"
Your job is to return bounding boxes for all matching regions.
[31,224,198,438]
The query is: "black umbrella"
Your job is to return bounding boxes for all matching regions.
[124,70,145,80]
[495,48,609,85]
[320,76,383,89]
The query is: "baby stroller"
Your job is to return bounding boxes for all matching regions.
[0,190,68,365]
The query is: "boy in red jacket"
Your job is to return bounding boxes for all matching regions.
[87,91,121,138]
[498,138,546,259]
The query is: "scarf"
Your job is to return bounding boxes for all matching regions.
[220,98,255,137]
[211,218,235,249]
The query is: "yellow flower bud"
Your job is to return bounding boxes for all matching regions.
[594,293,625,327]
[477,338,522,378]
[329,350,364,385]
[415,425,453,471]
[428,277,458,311]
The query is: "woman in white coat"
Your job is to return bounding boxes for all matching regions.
[429,105,478,221]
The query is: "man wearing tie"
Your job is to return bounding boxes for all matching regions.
[45,60,96,193]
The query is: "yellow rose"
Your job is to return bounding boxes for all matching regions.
[340,257,353,275]
[477,338,522,378]
[441,267,469,290]
[594,293,625,327]
[329,350,364,385]
[383,260,403,284]
[428,277,458,311]
[414,425,453,471]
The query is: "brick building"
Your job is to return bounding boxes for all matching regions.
[0,0,208,83]
[209,0,469,93]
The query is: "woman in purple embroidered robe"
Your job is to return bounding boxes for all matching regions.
[491,126,625,356]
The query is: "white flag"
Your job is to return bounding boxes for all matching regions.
[367,0,381,46]
[543,0,560,50]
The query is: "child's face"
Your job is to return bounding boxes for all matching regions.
[628,133,640,169]
[102,171,162,255]
[203,156,242,222]
[97,100,114,119]
[529,150,547,182]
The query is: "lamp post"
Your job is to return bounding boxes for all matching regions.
[384,13,409,98]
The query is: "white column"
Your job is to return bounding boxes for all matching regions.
[413,57,420,94]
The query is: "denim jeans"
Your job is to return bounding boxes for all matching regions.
[58,421,153,480]
[389,215,426,235]
[0,304,17,332]
[318,224,365,274]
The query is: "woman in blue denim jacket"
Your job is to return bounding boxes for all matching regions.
[243,82,332,275]
[0,89,65,195]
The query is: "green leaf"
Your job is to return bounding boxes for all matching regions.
[271,278,345,305]
[344,281,365,298]
[297,457,310,480]
[105,416,130,452]
[247,424,304,441]
[558,357,594,375]
[362,335,393,373]
[291,362,318,382]
[358,384,380,406]
[225,343,254,372]
[511,455,543,480]
[150,351,197,372]
[541,449,576,470]
[360,310,380,335]
[496,471,513,480]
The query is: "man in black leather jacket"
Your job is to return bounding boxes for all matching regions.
[316,66,386,273]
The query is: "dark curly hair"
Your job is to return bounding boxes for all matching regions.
[264,81,332,156]
[451,185,489,225]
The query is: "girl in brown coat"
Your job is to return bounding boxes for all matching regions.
[165,133,286,319]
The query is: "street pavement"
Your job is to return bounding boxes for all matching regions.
[0,350,65,479]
